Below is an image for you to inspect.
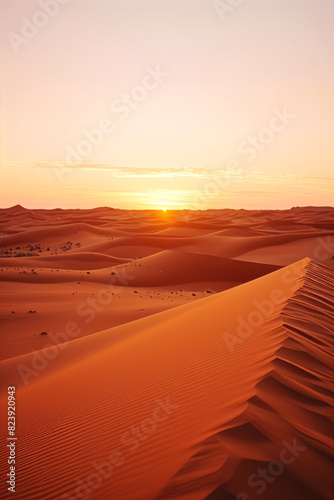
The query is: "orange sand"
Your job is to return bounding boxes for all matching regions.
[0,206,333,499]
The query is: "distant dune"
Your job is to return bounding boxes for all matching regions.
[0,206,333,499]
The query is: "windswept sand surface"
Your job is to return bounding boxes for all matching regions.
[0,206,334,499]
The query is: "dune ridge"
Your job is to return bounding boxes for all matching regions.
[0,258,333,499]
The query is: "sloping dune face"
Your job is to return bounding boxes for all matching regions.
[0,258,333,500]
[1,206,334,360]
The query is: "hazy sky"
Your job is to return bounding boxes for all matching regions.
[1,0,333,209]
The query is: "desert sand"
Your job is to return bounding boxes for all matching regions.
[0,205,333,499]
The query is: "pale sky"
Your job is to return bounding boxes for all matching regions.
[0,0,333,209]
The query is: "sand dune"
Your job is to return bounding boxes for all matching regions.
[1,206,334,358]
[0,258,333,499]
[0,252,128,270]
[0,206,333,499]
[106,250,280,287]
